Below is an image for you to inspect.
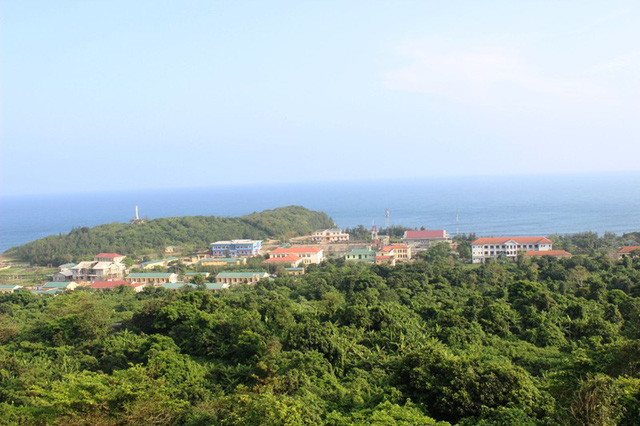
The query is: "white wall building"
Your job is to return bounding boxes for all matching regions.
[269,247,324,264]
[310,229,349,243]
[471,237,553,264]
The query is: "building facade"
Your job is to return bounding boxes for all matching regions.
[125,273,178,285]
[471,237,553,264]
[215,271,269,285]
[269,247,324,265]
[402,230,451,251]
[344,249,376,263]
[310,229,350,243]
[71,256,126,282]
[211,240,262,257]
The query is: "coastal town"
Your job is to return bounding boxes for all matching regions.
[1,222,639,295]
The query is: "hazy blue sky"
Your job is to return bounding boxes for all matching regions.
[2,1,639,196]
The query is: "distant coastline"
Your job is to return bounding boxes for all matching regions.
[2,172,640,253]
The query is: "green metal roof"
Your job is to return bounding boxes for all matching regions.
[184,272,211,276]
[161,282,196,290]
[345,249,376,255]
[59,263,76,269]
[43,282,73,288]
[127,273,174,278]
[160,282,226,291]
[0,285,20,290]
[206,283,227,290]
[285,267,305,271]
[200,257,240,263]
[217,271,268,279]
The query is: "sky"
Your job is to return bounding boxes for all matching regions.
[1,1,639,196]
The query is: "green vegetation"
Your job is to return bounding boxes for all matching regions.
[5,206,335,266]
[2,247,640,424]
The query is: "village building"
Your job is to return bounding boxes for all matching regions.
[199,257,246,267]
[95,253,126,263]
[269,247,324,264]
[285,267,305,276]
[617,246,640,259]
[310,229,350,243]
[471,237,553,264]
[165,245,178,254]
[402,230,451,251]
[70,253,126,282]
[211,240,262,257]
[0,284,23,293]
[139,257,179,269]
[52,269,74,282]
[89,280,148,292]
[384,244,412,261]
[523,250,572,259]
[42,281,78,291]
[263,255,304,268]
[125,272,178,286]
[215,271,269,286]
[344,249,377,263]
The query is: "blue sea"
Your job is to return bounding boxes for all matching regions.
[2,172,640,253]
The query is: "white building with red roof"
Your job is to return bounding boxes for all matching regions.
[268,246,324,264]
[402,230,451,251]
[471,237,553,264]
[262,254,304,268]
[95,253,126,263]
[617,246,640,259]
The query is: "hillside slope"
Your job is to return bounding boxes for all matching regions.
[6,206,335,265]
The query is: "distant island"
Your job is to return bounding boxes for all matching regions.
[5,206,335,266]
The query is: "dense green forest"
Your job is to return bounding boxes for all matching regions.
[5,206,335,266]
[2,247,640,424]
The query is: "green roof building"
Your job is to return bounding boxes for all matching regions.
[344,249,376,263]
[216,271,269,285]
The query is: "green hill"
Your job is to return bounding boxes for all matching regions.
[6,206,335,265]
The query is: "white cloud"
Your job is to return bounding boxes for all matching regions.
[381,41,636,113]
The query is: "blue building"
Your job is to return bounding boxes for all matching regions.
[210,239,262,257]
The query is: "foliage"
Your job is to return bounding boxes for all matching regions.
[1,252,640,424]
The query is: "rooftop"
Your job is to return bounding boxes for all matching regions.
[618,246,640,254]
[217,271,268,279]
[42,281,74,288]
[90,280,130,289]
[271,247,322,254]
[263,255,302,263]
[472,237,553,245]
[345,249,376,255]
[96,253,124,258]
[211,240,261,245]
[404,230,448,239]
[127,273,175,278]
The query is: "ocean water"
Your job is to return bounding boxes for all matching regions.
[1,173,640,253]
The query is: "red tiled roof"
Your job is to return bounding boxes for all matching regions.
[263,255,302,263]
[388,244,409,249]
[404,230,447,239]
[271,247,323,254]
[126,282,147,288]
[524,250,572,257]
[379,246,394,253]
[96,253,124,258]
[89,280,128,289]
[618,246,640,254]
[375,255,393,259]
[472,237,552,245]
